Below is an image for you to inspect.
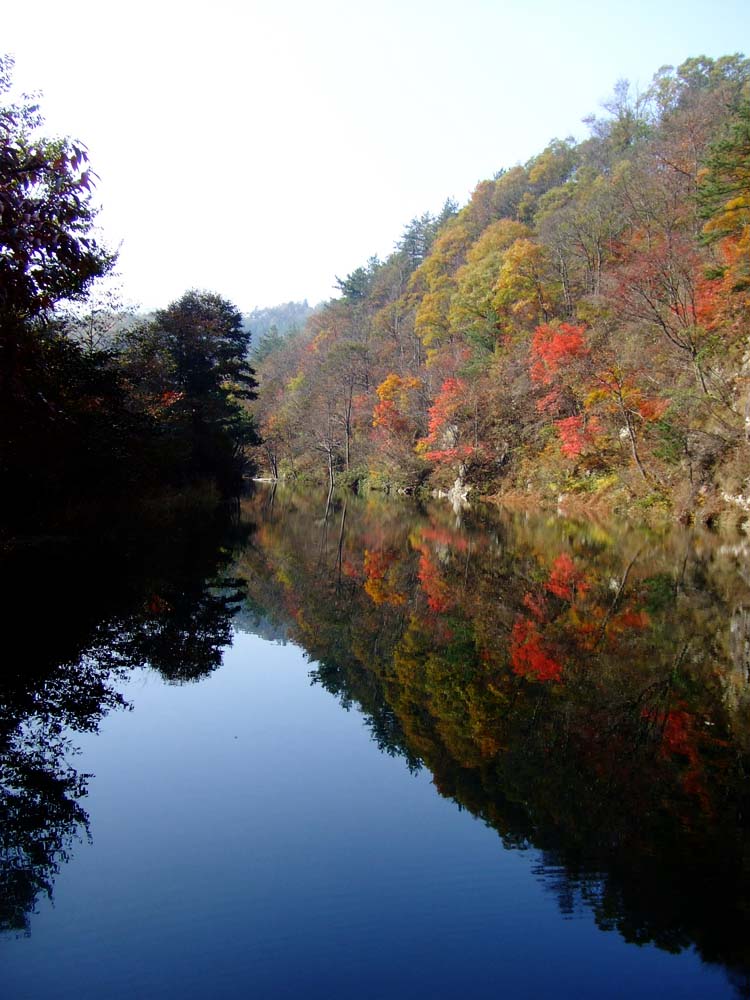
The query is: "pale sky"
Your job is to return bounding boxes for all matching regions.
[4,0,750,312]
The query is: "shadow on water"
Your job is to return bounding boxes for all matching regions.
[0,501,250,935]
[235,486,750,996]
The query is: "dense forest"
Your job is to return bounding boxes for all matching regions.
[250,55,750,523]
[0,55,259,531]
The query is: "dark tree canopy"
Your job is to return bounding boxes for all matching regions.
[0,55,114,330]
[120,290,260,493]
[0,57,260,525]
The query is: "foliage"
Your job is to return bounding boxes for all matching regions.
[0,56,115,328]
[246,53,750,512]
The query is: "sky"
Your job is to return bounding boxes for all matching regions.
[4,0,750,313]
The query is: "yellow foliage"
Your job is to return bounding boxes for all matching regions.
[415,281,453,347]
[376,373,421,402]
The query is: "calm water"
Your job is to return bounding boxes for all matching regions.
[2,489,750,998]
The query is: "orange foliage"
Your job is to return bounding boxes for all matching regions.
[635,398,669,421]
[363,549,406,606]
[372,399,407,433]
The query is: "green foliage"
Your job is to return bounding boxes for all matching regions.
[653,419,686,465]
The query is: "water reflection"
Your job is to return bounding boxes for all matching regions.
[3,486,750,993]
[235,488,750,990]
[0,507,247,933]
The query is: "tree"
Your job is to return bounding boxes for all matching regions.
[0,56,114,334]
[121,290,260,491]
[699,99,750,294]
[0,56,123,519]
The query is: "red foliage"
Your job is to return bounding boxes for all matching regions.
[530,323,588,386]
[423,445,474,465]
[416,549,451,612]
[545,553,589,601]
[422,377,466,445]
[536,389,561,414]
[510,618,563,682]
[694,275,722,330]
[554,414,600,457]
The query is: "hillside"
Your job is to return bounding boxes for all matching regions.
[250,55,750,523]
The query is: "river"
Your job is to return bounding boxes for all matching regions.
[2,487,749,998]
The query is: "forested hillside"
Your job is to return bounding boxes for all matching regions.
[251,55,750,522]
[245,300,316,362]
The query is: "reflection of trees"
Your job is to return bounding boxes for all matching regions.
[0,645,128,934]
[1,720,91,934]
[238,486,750,988]
[111,582,243,684]
[0,506,248,934]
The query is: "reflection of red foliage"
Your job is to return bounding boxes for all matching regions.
[363,549,406,606]
[510,618,563,682]
[546,553,589,602]
[364,549,391,578]
[420,526,469,552]
[643,704,709,810]
[341,558,360,579]
[618,609,650,629]
[417,550,451,612]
